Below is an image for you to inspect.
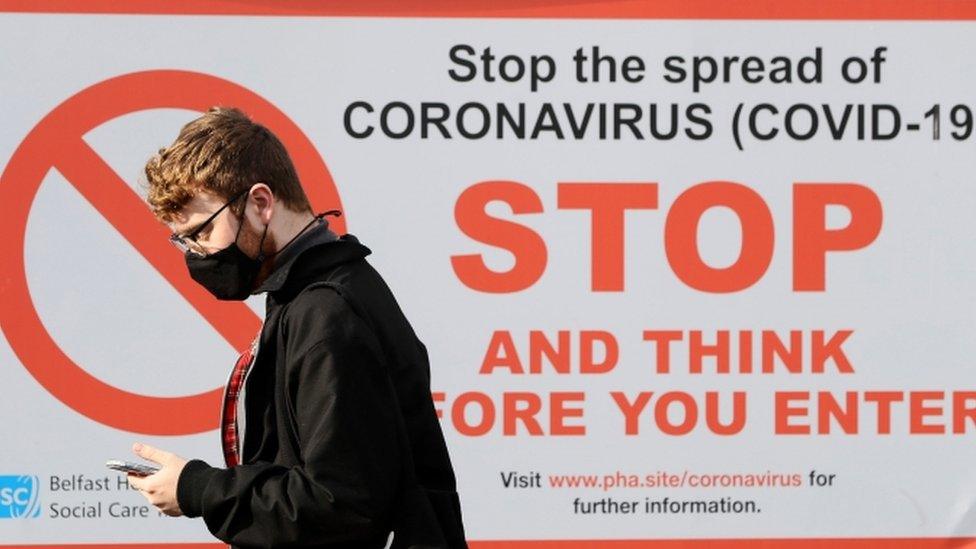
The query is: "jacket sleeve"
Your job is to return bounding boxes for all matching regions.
[175,291,403,547]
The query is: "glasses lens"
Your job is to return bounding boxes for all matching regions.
[171,235,205,255]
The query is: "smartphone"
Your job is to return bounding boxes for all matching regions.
[105,459,160,476]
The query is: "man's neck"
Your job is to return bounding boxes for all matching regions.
[253,212,319,290]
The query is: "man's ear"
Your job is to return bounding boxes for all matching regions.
[249,182,275,223]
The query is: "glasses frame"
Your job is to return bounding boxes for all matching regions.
[169,187,251,254]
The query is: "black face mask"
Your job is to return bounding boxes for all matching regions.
[184,210,270,301]
[183,210,341,301]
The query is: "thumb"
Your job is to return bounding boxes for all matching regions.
[132,442,165,463]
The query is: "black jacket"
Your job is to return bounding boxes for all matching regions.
[176,232,467,549]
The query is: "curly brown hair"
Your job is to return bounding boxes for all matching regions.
[143,106,312,222]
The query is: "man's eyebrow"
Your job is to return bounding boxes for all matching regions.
[172,217,203,236]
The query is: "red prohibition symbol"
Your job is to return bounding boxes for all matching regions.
[0,70,344,435]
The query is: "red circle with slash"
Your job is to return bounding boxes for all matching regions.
[0,70,345,435]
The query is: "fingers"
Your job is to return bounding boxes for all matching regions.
[132,441,168,464]
[126,473,150,492]
[128,476,161,509]
[125,443,182,516]
[127,472,160,493]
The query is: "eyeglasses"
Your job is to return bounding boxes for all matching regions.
[169,187,250,255]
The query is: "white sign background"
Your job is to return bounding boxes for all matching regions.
[1,10,974,545]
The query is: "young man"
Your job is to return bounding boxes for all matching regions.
[127,106,467,548]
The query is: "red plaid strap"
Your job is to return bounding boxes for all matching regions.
[221,332,260,468]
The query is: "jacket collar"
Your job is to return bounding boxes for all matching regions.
[253,229,372,296]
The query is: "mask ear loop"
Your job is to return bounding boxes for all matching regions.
[263,208,342,261]
[319,209,342,233]
[255,222,269,262]
[231,196,269,262]
[230,189,251,251]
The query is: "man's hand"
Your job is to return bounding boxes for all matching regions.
[126,442,189,517]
